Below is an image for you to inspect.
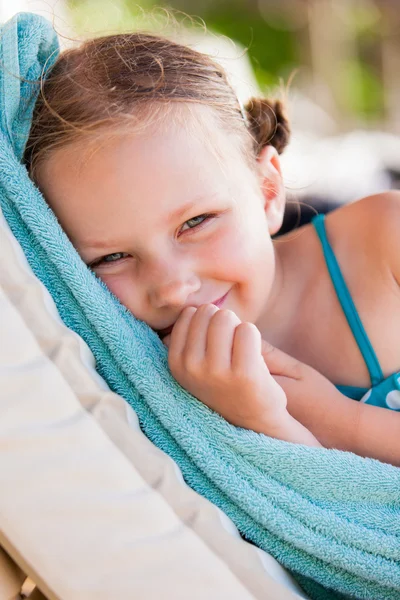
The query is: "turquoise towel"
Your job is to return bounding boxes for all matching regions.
[1,13,399,600]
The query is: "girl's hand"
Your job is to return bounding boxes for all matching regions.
[166,304,288,433]
[261,339,343,409]
[261,340,400,464]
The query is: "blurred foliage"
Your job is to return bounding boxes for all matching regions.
[341,60,382,118]
[68,0,297,88]
[340,0,384,119]
[170,0,297,89]
[68,0,386,124]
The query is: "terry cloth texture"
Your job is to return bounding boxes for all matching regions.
[1,12,400,600]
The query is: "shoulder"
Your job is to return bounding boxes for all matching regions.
[337,190,400,230]
[328,192,400,277]
[352,192,400,268]
[352,190,400,223]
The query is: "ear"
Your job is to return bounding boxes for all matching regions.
[258,145,286,235]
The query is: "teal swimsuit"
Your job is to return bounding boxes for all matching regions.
[312,214,400,411]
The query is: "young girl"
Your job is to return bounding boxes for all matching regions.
[24,31,400,466]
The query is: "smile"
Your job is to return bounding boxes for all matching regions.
[156,291,230,338]
[212,291,229,308]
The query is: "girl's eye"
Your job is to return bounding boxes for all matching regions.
[89,213,216,268]
[90,252,129,268]
[179,213,215,234]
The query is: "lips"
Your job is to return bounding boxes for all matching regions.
[156,291,230,338]
[212,291,229,308]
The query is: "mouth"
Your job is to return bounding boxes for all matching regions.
[156,291,230,338]
[212,291,229,308]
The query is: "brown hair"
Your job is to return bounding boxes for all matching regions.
[24,31,290,180]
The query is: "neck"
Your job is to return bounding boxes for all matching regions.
[255,232,303,345]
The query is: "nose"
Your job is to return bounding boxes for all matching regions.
[148,262,201,309]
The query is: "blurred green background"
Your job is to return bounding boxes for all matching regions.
[67,0,400,134]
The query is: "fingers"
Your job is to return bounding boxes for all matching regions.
[206,309,241,370]
[167,305,198,370]
[168,305,243,375]
[168,307,299,382]
[185,304,220,359]
[231,322,263,375]
[261,339,303,380]
[168,304,219,374]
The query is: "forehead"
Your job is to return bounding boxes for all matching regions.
[36,104,255,246]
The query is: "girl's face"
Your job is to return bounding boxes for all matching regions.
[37,105,285,337]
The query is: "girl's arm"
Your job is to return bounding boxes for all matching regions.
[271,192,400,465]
[262,340,400,465]
[289,380,400,466]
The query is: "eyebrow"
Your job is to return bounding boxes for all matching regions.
[80,194,219,250]
[168,192,222,222]
[169,199,198,222]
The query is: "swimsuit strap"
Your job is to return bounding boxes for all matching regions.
[312,214,384,387]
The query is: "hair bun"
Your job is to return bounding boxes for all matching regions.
[244,98,290,156]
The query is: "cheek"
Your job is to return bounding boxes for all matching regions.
[207,217,272,277]
[98,273,141,315]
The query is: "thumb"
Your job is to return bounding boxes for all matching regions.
[261,339,303,380]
